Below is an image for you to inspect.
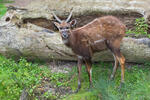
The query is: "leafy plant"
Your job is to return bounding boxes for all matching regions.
[126,17,149,35]
[0,56,51,100]
[135,17,148,35]
[50,72,69,87]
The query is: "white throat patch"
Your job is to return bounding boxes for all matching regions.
[62,39,68,44]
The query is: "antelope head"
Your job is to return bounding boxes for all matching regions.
[52,10,77,40]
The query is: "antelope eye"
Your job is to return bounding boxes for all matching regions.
[66,27,69,29]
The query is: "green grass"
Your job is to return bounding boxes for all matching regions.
[0,1,7,18]
[0,55,150,100]
[0,56,51,100]
[65,62,150,100]
[0,55,72,100]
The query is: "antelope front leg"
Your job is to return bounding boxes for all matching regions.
[75,56,83,93]
[84,59,92,88]
[110,54,119,80]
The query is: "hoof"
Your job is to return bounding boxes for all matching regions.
[86,87,92,92]
[74,84,81,93]
[118,82,125,91]
[110,75,114,81]
[120,82,125,88]
[74,88,80,93]
[74,86,81,93]
[89,83,93,88]
[85,84,93,91]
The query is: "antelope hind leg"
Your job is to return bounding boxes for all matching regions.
[84,59,93,89]
[116,52,125,87]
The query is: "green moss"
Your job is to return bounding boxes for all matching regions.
[0,3,7,18]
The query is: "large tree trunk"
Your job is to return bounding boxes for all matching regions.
[0,0,150,63]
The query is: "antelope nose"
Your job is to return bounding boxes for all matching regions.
[62,32,69,38]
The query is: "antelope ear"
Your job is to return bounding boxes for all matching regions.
[53,22,60,28]
[69,19,77,27]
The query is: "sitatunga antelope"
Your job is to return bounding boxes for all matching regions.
[52,10,126,92]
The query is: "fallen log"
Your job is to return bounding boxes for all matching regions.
[0,13,150,63]
[0,0,150,63]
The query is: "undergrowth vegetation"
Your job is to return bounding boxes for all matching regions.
[65,62,150,100]
[0,56,150,100]
[0,56,51,100]
[126,17,150,37]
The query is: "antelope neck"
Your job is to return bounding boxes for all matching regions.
[62,39,69,44]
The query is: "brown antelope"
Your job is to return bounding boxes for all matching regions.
[52,10,126,92]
